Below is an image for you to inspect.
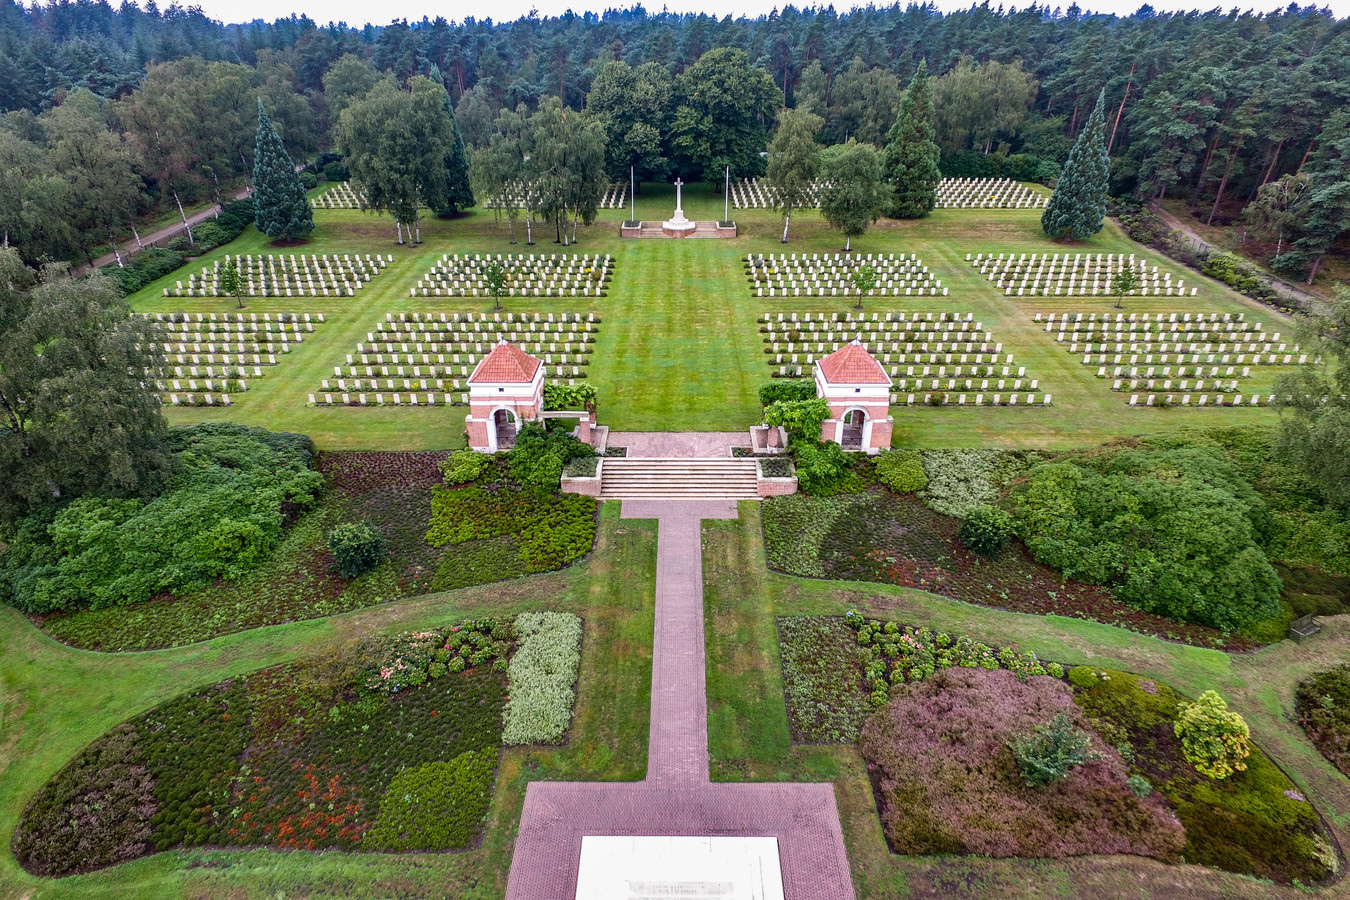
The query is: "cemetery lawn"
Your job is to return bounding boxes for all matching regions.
[0,502,655,899]
[128,180,1293,452]
[703,503,1350,899]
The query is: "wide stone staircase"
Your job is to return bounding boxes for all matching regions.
[599,458,759,499]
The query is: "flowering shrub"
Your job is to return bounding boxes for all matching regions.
[502,612,583,745]
[1175,690,1251,780]
[363,622,511,695]
[859,667,1184,859]
[363,751,498,851]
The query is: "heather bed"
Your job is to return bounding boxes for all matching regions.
[777,615,1338,884]
[36,452,597,651]
[13,614,583,877]
[763,491,1250,649]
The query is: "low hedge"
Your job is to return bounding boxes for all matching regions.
[364,751,498,851]
[502,612,583,745]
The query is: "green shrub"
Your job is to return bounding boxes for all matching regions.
[1175,690,1251,780]
[362,622,509,695]
[438,449,489,486]
[508,425,594,491]
[323,161,349,182]
[875,450,927,493]
[99,247,185,295]
[765,398,830,440]
[1128,775,1153,798]
[2,424,323,613]
[919,449,1029,518]
[542,382,597,410]
[1009,710,1101,787]
[328,522,385,579]
[299,171,318,190]
[502,612,583,745]
[363,750,497,851]
[792,439,863,496]
[957,505,1015,558]
[425,485,596,576]
[1008,448,1281,631]
[758,380,817,406]
[1068,666,1101,689]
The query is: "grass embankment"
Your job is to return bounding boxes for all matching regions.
[0,503,654,900]
[127,180,1294,451]
[703,502,1350,900]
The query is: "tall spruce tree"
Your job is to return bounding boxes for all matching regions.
[882,60,941,219]
[253,99,314,242]
[1041,88,1109,241]
[432,66,475,216]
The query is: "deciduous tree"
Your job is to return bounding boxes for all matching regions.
[765,107,822,243]
[0,248,174,525]
[819,139,884,252]
[669,47,780,183]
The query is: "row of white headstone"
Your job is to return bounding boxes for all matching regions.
[311,182,367,208]
[936,178,1047,209]
[1129,393,1270,407]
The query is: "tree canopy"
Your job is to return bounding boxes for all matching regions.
[0,249,174,526]
[883,59,942,219]
[252,100,314,242]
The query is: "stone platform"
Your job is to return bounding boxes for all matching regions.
[620,221,737,239]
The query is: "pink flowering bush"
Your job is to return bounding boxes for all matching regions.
[859,667,1185,860]
[362,620,511,695]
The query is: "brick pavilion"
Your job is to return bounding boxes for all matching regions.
[465,339,544,452]
[814,339,893,453]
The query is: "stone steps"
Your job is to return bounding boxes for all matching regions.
[600,458,758,498]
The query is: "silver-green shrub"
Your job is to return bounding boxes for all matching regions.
[502,612,583,745]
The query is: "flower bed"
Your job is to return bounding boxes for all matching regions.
[1296,664,1350,778]
[1074,668,1337,884]
[13,613,587,876]
[778,615,1062,743]
[763,491,1252,649]
[502,612,583,745]
[36,452,596,651]
[860,667,1184,860]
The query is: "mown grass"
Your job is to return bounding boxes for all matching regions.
[125,180,1295,450]
[0,502,654,900]
[703,501,1350,899]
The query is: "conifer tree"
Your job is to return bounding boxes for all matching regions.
[882,60,941,219]
[1041,88,1109,241]
[431,66,475,216]
[252,99,314,242]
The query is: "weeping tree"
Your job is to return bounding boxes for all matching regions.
[253,100,314,243]
[337,76,459,244]
[1041,88,1109,241]
[765,107,823,243]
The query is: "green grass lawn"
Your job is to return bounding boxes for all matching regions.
[0,503,655,900]
[127,180,1295,449]
[703,502,1350,899]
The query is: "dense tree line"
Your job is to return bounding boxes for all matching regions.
[3,2,1349,274]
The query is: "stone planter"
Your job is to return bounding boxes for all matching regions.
[756,458,798,497]
[561,459,604,497]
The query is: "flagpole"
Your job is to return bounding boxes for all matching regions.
[630,166,636,223]
[724,165,730,222]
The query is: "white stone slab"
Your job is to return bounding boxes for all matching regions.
[575,835,784,900]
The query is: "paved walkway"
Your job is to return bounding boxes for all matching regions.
[608,431,748,458]
[505,500,855,900]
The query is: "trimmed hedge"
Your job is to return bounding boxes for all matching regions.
[875,449,927,493]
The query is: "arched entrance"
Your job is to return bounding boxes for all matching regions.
[840,407,868,451]
[492,408,518,451]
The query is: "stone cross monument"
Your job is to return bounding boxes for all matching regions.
[662,177,696,236]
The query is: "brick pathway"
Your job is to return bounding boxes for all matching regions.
[504,499,855,900]
[608,431,748,458]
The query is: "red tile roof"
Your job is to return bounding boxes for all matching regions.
[468,340,542,384]
[817,340,890,385]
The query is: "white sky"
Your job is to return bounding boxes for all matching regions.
[204,0,1350,31]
